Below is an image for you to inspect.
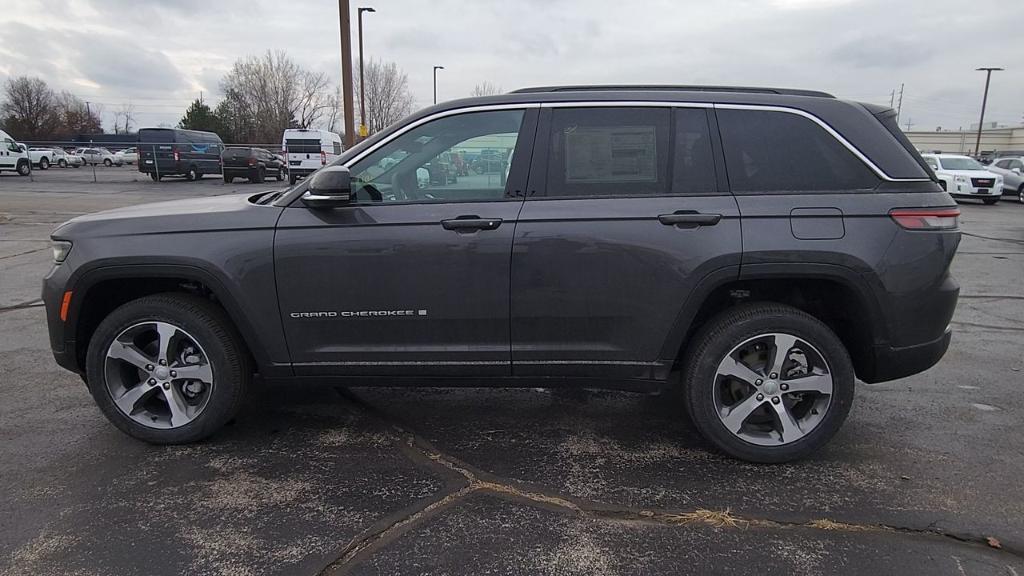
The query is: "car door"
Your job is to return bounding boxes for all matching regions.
[275,106,538,377]
[510,104,741,380]
[0,137,17,169]
[1006,159,1024,190]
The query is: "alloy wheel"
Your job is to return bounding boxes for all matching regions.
[104,321,215,429]
[713,332,833,446]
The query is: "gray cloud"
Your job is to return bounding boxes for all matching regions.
[1,0,1021,131]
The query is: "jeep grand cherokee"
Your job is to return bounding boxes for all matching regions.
[43,86,959,462]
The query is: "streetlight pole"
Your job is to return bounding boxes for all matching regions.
[338,0,355,148]
[973,67,1003,157]
[357,7,375,140]
[433,65,444,105]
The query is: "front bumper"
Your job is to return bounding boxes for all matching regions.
[952,181,1001,196]
[42,260,81,374]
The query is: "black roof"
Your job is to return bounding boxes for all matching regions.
[510,85,834,98]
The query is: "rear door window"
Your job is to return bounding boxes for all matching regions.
[546,107,670,197]
[717,109,879,192]
[287,139,321,154]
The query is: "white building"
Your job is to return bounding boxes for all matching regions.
[903,125,1024,157]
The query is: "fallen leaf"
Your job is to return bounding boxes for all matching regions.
[986,536,1001,549]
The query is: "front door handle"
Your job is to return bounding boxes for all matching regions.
[441,216,503,232]
[658,211,722,228]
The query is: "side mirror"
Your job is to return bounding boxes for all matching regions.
[302,166,352,208]
[1013,167,1022,175]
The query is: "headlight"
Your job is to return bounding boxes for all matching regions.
[52,240,72,263]
[954,175,968,183]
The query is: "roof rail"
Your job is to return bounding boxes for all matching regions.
[509,85,835,98]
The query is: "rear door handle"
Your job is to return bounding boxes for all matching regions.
[658,211,722,227]
[441,216,503,232]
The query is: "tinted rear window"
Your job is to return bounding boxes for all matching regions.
[717,109,879,192]
[223,148,253,160]
[287,139,321,154]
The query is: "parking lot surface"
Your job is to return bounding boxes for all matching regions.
[2,170,1023,575]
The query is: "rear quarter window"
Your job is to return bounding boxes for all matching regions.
[717,109,880,193]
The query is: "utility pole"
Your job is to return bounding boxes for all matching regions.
[904,117,913,131]
[974,67,1003,157]
[338,0,355,148]
[895,83,904,122]
[889,89,895,108]
[358,6,375,140]
[433,65,444,105]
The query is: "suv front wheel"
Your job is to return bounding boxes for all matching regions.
[85,294,251,444]
[683,303,854,463]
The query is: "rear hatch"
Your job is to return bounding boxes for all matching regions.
[285,138,323,170]
[222,147,254,169]
[138,129,177,171]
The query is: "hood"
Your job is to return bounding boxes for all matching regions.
[53,192,285,239]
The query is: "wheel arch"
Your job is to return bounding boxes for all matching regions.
[659,264,887,383]
[67,263,280,377]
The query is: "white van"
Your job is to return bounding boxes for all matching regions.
[282,128,343,185]
[0,129,31,176]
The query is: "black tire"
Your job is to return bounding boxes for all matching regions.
[150,172,160,182]
[289,173,297,185]
[58,159,67,168]
[223,175,233,184]
[85,294,251,444]
[275,167,283,182]
[16,160,31,176]
[982,197,999,205]
[103,158,112,167]
[39,157,50,170]
[1018,185,1024,204]
[255,167,265,183]
[187,165,199,181]
[682,302,855,463]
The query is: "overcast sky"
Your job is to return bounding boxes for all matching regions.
[1,0,1021,133]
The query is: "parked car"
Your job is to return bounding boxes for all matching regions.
[28,147,55,169]
[43,85,959,463]
[0,129,31,175]
[138,128,223,181]
[282,128,343,185]
[221,147,285,183]
[921,153,1003,205]
[63,149,84,168]
[115,147,138,165]
[986,156,1024,203]
[48,148,73,168]
[74,147,123,167]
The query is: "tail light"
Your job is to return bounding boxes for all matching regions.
[321,150,327,165]
[248,157,256,166]
[889,207,960,230]
[173,150,180,162]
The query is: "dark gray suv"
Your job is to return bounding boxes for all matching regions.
[43,86,960,462]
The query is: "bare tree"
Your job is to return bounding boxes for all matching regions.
[218,50,334,143]
[53,91,102,138]
[1,76,61,139]
[471,81,502,97]
[112,102,136,134]
[354,59,415,135]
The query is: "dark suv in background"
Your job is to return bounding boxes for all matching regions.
[43,86,959,462]
[222,147,286,183]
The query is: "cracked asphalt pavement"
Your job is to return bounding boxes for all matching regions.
[1,170,1023,575]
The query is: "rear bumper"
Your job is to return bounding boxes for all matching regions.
[861,327,952,383]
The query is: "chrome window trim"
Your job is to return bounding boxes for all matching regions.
[341,103,540,169]
[537,100,929,182]
[312,99,927,197]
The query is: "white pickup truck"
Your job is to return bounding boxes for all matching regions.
[28,147,56,170]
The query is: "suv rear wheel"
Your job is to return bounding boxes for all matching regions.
[682,303,854,463]
[85,294,251,444]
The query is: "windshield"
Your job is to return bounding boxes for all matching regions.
[938,157,983,171]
